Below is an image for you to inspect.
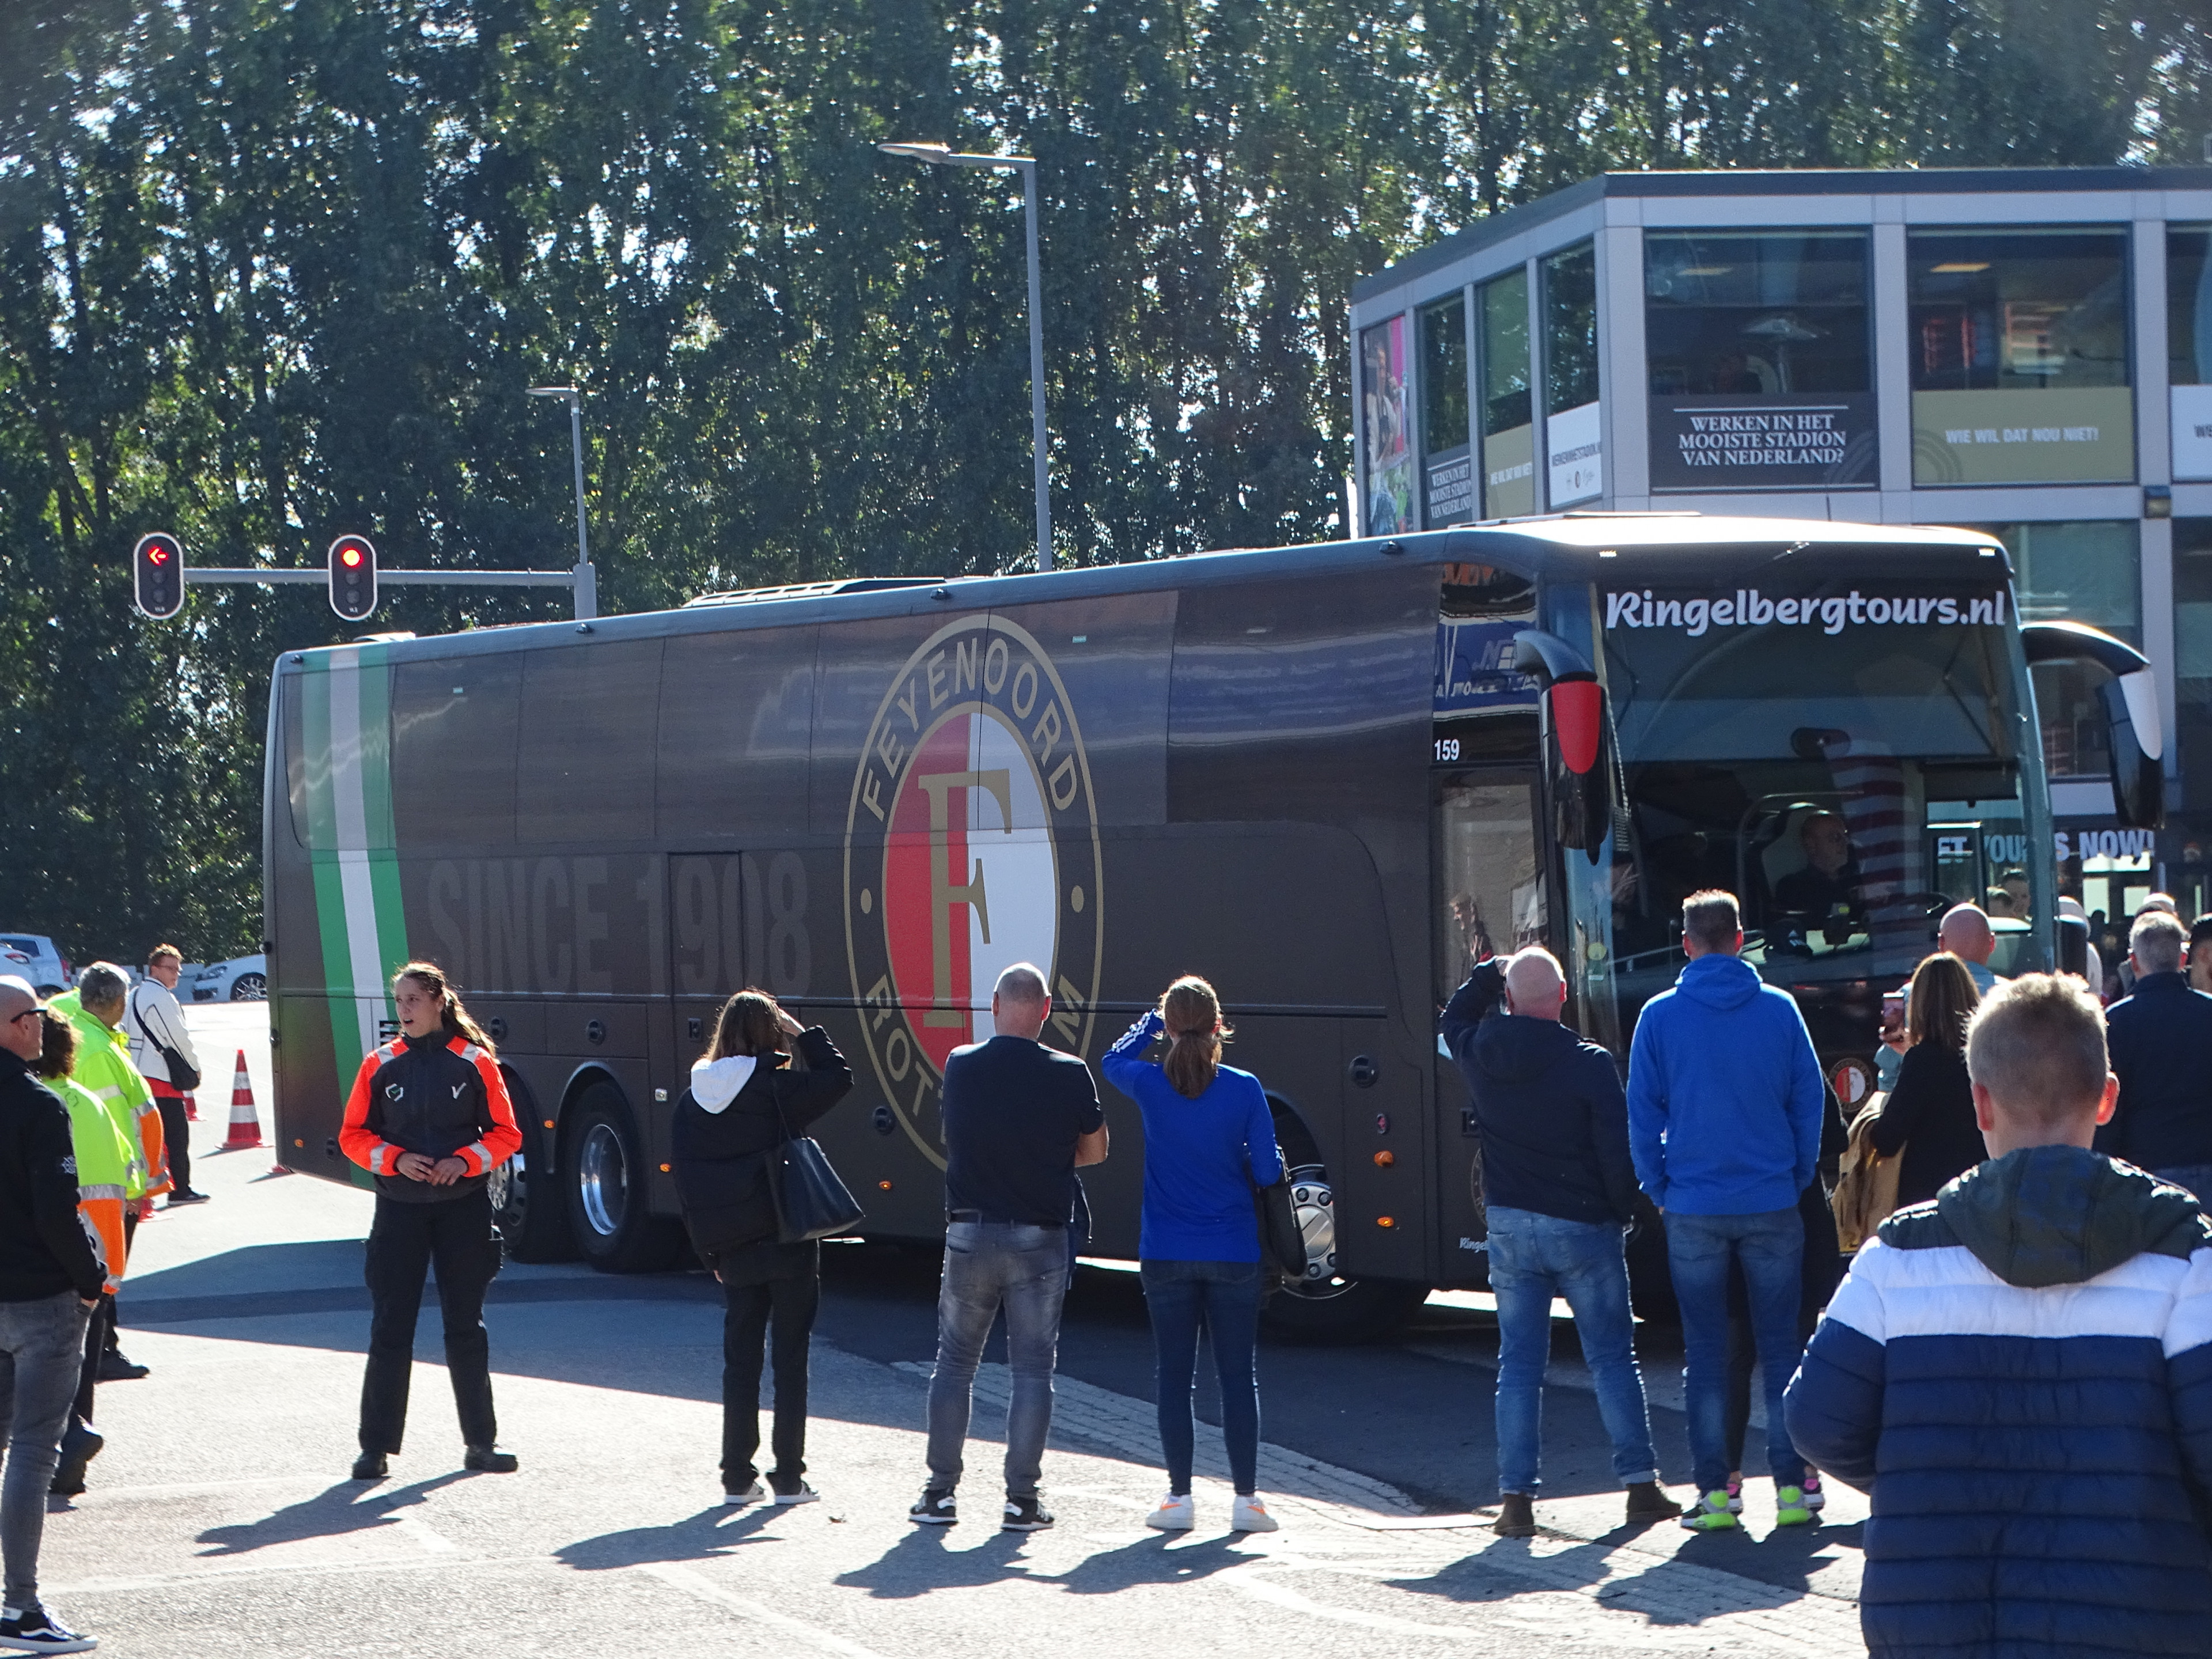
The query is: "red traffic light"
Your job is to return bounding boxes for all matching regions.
[327,534,378,620]
[132,532,185,619]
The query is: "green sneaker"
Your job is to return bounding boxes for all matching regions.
[1774,1485,1816,1527]
[1678,1488,1738,1531]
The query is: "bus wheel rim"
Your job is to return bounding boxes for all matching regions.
[578,1124,626,1238]
[1281,1162,1347,1300]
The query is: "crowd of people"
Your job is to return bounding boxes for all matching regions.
[13,888,2212,1654]
[0,948,199,1653]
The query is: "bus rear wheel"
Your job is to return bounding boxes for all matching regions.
[1259,1133,1429,1344]
[563,1085,684,1274]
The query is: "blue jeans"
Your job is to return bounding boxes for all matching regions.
[925,1222,1069,1497]
[1141,1259,1263,1495]
[0,1291,91,1609]
[1486,1206,1658,1496]
[1666,1207,1806,1494]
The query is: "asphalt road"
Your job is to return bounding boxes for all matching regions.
[37,1003,1870,1657]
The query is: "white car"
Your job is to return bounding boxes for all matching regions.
[0,934,71,997]
[192,954,267,1002]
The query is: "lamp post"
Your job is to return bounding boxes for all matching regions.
[877,141,1052,572]
[527,385,599,618]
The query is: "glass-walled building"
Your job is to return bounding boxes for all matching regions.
[1350,164,2212,915]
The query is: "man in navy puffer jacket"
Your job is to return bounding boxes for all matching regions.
[1786,972,2212,1658]
[1627,889,1824,1529]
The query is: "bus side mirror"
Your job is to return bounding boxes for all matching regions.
[2020,622,2164,832]
[1511,628,1615,857]
[2097,671,2164,830]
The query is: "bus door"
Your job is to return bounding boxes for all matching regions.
[1431,767,1544,1282]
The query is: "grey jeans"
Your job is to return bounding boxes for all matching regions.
[925,1222,1070,1497]
[0,1291,91,1608]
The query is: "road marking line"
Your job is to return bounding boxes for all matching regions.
[637,1562,895,1659]
[394,1514,459,1555]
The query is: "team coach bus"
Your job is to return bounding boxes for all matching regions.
[266,514,2158,1339]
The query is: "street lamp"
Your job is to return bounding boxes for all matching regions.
[527,385,599,619]
[878,141,1052,572]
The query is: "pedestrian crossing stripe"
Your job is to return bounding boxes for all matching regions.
[296,643,409,1187]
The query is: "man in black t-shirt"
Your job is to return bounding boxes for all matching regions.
[911,964,1108,1533]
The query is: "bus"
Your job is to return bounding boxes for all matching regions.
[264,513,2158,1339]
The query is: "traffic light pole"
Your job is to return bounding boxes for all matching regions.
[181,567,590,605]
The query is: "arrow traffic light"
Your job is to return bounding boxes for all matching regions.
[132,532,185,619]
[327,534,378,620]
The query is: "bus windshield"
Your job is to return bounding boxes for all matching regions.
[1574,573,2046,1021]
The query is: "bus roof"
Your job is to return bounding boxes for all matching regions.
[276,513,2010,669]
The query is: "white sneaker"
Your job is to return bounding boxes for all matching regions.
[1145,1492,1195,1531]
[723,1481,765,1506]
[1231,1494,1279,1533]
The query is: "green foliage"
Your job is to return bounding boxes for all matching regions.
[0,0,2205,961]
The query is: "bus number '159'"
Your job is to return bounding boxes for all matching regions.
[1434,737,1461,763]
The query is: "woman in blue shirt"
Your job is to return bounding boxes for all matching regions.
[1102,976,1285,1534]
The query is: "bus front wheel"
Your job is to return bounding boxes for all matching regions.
[488,1075,575,1263]
[1258,1128,1429,1344]
[563,1085,684,1274]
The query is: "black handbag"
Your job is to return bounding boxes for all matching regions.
[130,988,201,1094]
[768,1096,865,1244]
[1253,1171,1309,1279]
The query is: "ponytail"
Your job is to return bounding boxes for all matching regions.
[392,960,497,1057]
[1160,975,1230,1100]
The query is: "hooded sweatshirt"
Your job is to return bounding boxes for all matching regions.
[1625,952,1822,1215]
[669,1027,853,1259]
[1440,963,1638,1225]
[1786,1145,2212,1658]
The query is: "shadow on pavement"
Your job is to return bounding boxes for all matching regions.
[196,1473,471,1556]
[556,1505,784,1569]
[831,1525,1037,1597]
[1054,1531,1252,1594]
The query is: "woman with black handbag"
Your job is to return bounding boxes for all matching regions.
[672,990,853,1508]
[1102,975,1285,1535]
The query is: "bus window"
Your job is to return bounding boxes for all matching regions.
[391,655,521,849]
[517,640,662,844]
[1433,774,1543,1001]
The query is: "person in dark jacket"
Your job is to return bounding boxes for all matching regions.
[2098,910,2212,1200]
[1872,952,1984,1207]
[1787,972,2212,1658]
[0,976,104,1654]
[339,961,522,1482]
[1443,948,1680,1535]
[1102,975,1285,1536]
[672,988,853,1508]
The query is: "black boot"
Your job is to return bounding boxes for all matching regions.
[464,1444,518,1474]
[351,1450,389,1481]
[50,1422,103,1495]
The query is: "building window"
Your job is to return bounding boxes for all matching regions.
[1359,315,1413,537]
[1480,269,1534,517]
[2175,520,2212,818]
[1980,521,2140,780]
[1909,228,2132,486]
[1644,231,1875,492]
[1420,294,1474,527]
[2173,228,2212,483]
[1543,243,1601,506]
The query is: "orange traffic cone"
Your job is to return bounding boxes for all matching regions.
[224,1050,263,1149]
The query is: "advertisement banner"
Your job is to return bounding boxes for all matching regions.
[1911,386,2134,485]
[1434,619,1541,715]
[1483,424,1535,518]
[1424,445,1475,527]
[1546,399,1602,506]
[2175,384,2212,482]
[1648,393,1878,492]
[1361,316,1415,536]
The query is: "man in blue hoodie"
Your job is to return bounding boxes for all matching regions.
[1445,947,1680,1537]
[1627,889,1823,1531]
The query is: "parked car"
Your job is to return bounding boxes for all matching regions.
[0,935,71,997]
[192,954,267,1002]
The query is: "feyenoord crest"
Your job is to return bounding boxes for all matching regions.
[843,616,1103,1165]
